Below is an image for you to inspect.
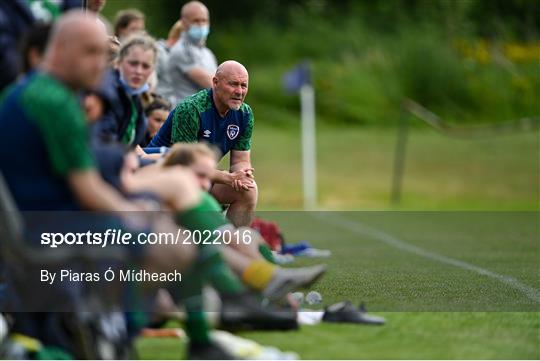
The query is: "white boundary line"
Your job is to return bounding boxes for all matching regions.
[312,212,540,303]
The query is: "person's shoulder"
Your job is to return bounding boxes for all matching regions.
[239,102,253,116]
[156,41,170,58]
[23,73,77,110]
[18,73,84,126]
[174,89,212,114]
[0,75,26,105]
[235,103,253,127]
[201,45,216,56]
[96,69,121,101]
[169,38,189,55]
[101,68,120,87]
[156,39,168,51]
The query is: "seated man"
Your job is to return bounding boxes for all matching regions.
[149,60,257,228]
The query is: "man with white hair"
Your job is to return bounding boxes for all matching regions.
[150,60,257,228]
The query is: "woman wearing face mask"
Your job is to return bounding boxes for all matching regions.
[93,34,157,148]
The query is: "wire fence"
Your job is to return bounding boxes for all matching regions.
[391,99,540,204]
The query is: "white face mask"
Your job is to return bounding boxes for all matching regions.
[187,24,210,43]
[119,73,149,95]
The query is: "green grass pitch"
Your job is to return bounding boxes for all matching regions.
[136,211,539,359]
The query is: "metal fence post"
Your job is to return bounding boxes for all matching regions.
[391,106,410,204]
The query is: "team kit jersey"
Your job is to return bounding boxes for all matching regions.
[0,72,95,211]
[149,88,254,159]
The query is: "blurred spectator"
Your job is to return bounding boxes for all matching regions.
[142,94,171,146]
[0,0,34,91]
[93,34,157,147]
[167,20,184,48]
[161,1,217,105]
[107,35,121,65]
[155,20,184,98]
[114,8,145,41]
[19,22,52,74]
[86,0,107,13]
[83,93,106,123]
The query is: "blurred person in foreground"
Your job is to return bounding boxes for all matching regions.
[160,1,217,105]
[0,11,124,213]
[149,60,257,228]
[155,19,184,97]
[0,11,142,357]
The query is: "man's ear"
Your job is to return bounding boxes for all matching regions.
[212,76,218,87]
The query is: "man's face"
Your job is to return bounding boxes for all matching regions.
[213,71,249,111]
[118,46,155,89]
[65,28,108,89]
[190,154,216,191]
[183,6,209,28]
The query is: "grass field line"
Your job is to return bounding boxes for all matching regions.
[312,213,540,303]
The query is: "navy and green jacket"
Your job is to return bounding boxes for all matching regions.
[149,88,253,159]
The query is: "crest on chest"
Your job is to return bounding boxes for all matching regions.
[226,124,240,140]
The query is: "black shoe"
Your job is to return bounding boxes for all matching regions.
[220,291,298,331]
[187,340,237,360]
[322,301,385,325]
